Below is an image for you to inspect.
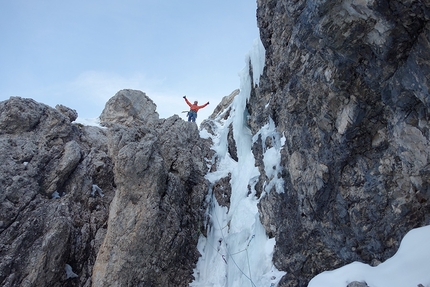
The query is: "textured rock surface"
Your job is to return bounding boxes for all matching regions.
[347,282,369,287]
[0,97,114,287]
[0,90,211,287]
[251,0,430,286]
[93,90,211,287]
[99,89,159,127]
[209,89,239,119]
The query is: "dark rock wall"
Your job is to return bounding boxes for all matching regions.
[252,0,430,286]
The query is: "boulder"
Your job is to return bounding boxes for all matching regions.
[99,89,159,127]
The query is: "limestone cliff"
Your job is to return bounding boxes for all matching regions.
[0,97,114,287]
[249,0,430,286]
[0,90,211,287]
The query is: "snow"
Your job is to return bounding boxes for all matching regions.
[191,38,284,287]
[308,225,430,287]
[65,264,78,279]
[74,117,103,127]
[91,184,104,197]
[51,191,60,199]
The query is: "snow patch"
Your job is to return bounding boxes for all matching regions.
[75,117,104,127]
[65,264,78,279]
[252,118,285,194]
[91,184,104,197]
[51,191,60,199]
[367,19,392,46]
[308,225,430,287]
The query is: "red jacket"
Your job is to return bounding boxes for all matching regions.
[184,98,209,112]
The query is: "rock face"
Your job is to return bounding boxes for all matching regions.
[93,90,210,286]
[0,97,114,287]
[0,89,211,287]
[250,0,430,286]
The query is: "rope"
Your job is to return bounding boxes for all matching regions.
[245,235,255,285]
[247,249,253,286]
[197,228,227,263]
[213,203,257,287]
[230,235,255,255]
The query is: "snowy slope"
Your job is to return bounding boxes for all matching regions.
[308,225,430,287]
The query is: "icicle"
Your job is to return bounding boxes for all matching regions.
[191,38,285,287]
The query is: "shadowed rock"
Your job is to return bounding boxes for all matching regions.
[251,1,430,286]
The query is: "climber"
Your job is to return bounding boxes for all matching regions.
[183,96,209,122]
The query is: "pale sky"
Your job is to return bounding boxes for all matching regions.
[0,0,259,124]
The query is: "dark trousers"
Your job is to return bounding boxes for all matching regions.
[188,111,197,122]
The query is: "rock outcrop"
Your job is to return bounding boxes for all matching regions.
[0,97,114,287]
[0,89,211,287]
[93,90,210,287]
[250,0,430,286]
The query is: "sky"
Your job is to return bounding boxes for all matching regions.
[0,0,260,124]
